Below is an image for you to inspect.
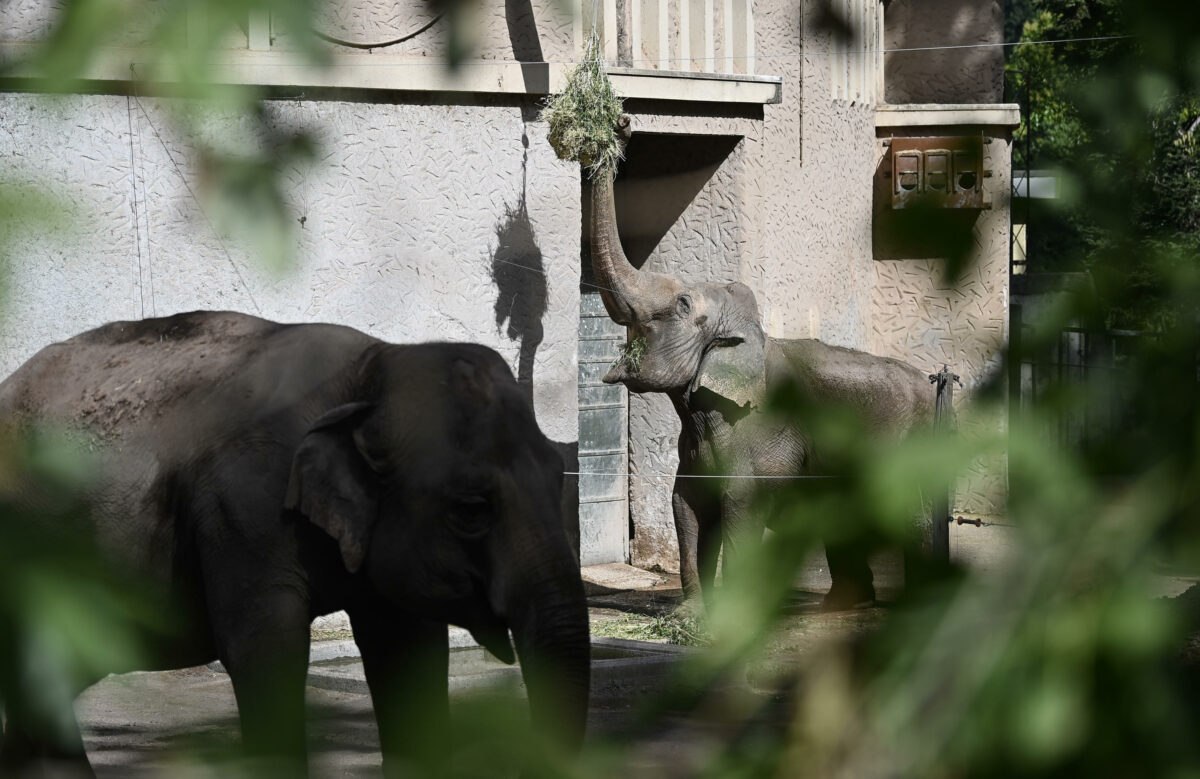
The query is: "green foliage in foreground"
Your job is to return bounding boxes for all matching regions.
[540,32,625,178]
[4,1,1200,777]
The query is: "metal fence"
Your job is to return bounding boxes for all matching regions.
[1009,304,1147,449]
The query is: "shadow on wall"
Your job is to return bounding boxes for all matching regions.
[491,132,546,400]
[872,151,982,267]
[488,127,580,558]
[612,133,742,268]
[506,0,543,62]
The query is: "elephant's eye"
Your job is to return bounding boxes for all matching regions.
[675,295,692,316]
[448,494,492,541]
[352,428,390,473]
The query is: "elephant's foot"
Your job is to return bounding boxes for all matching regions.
[671,594,708,622]
[820,582,876,612]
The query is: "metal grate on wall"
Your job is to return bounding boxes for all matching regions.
[576,291,630,566]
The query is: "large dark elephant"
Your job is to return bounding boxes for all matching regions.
[0,310,589,776]
[590,117,933,611]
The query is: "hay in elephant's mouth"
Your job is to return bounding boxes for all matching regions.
[613,335,648,373]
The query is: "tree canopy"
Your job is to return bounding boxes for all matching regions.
[1008,0,1200,329]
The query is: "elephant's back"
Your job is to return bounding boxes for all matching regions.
[0,312,276,431]
[0,311,375,445]
[770,338,934,435]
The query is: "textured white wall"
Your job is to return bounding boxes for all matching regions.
[301,0,576,63]
[0,94,581,447]
[755,0,878,349]
[871,133,1012,514]
[622,136,748,572]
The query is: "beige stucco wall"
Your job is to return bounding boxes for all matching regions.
[289,0,576,64]
[0,0,576,64]
[871,129,1011,514]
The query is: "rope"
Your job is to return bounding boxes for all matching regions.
[128,65,264,316]
[124,95,148,318]
[120,32,1135,73]
[492,256,622,298]
[565,472,840,479]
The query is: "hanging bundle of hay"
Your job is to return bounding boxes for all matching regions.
[540,31,624,177]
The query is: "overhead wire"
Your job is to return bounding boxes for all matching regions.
[296,32,1134,67]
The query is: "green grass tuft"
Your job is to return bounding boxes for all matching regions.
[540,32,624,177]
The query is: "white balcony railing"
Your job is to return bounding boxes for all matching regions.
[577,0,755,76]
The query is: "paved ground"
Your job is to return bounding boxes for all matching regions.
[64,521,1038,777]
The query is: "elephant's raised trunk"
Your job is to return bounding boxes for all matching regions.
[590,170,643,326]
[588,119,680,326]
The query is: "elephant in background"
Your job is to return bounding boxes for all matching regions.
[0,310,589,776]
[589,117,934,611]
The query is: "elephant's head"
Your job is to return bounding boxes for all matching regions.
[285,343,588,749]
[590,119,766,410]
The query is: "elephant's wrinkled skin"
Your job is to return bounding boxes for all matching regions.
[0,311,589,776]
[590,118,933,610]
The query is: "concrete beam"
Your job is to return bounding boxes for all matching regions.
[875,103,1021,129]
[0,43,782,104]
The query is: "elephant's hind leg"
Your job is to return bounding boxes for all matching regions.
[822,544,876,611]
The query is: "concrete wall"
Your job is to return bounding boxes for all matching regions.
[283,0,575,64]
[614,132,749,572]
[871,129,1012,513]
[0,92,581,477]
[884,0,1006,105]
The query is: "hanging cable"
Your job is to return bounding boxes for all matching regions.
[311,13,445,51]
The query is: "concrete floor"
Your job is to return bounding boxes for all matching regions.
[67,520,1026,777]
[76,646,746,778]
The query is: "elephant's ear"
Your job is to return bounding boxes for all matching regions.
[692,322,766,411]
[285,402,377,573]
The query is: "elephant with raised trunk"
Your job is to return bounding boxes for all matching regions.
[590,117,934,611]
[0,311,589,776]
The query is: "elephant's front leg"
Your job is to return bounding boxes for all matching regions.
[208,582,312,774]
[348,607,449,778]
[672,474,720,611]
[718,484,766,584]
